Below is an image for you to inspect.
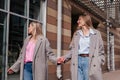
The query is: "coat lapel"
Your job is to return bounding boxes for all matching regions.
[89,29,97,59]
[33,36,43,59]
[74,31,80,52]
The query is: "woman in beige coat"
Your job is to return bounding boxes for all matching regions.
[58,12,105,80]
[8,21,57,80]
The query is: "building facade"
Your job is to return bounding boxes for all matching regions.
[0,0,120,80]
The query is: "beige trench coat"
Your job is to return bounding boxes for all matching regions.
[64,29,105,80]
[10,35,57,80]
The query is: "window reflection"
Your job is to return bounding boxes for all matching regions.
[0,11,6,80]
[29,0,40,20]
[10,0,26,16]
[8,15,26,66]
[8,15,27,80]
[0,26,3,80]
[0,0,5,9]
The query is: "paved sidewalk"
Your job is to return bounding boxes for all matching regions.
[103,70,120,80]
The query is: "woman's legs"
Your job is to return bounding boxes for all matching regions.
[78,56,89,80]
[23,62,33,80]
[78,58,83,80]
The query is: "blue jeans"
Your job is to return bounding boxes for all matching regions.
[78,56,89,80]
[23,62,33,80]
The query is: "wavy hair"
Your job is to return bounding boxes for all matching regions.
[77,12,93,30]
[29,21,43,39]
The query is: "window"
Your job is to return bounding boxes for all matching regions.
[0,0,6,9]
[8,15,27,67]
[0,0,46,80]
[0,11,7,80]
[29,0,41,20]
[10,0,26,16]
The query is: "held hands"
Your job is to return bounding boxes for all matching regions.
[7,69,14,74]
[57,57,65,65]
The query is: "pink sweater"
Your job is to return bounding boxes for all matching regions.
[24,40,35,63]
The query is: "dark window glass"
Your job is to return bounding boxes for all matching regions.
[10,0,26,16]
[0,0,5,9]
[29,0,40,20]
[0,11,6,80]
[8,15,27,80]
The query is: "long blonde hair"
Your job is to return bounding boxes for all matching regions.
[77,12,93,30]
[29,21,43,39]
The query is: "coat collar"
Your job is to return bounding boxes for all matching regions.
[78,28,95,37]
[33,35,43,59]
[75,28,97,36]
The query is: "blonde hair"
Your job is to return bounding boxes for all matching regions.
[30,21,43,39]
[77,12,93,30]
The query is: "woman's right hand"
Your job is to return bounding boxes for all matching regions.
[7,69,14,74]
[57,57,65,65]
